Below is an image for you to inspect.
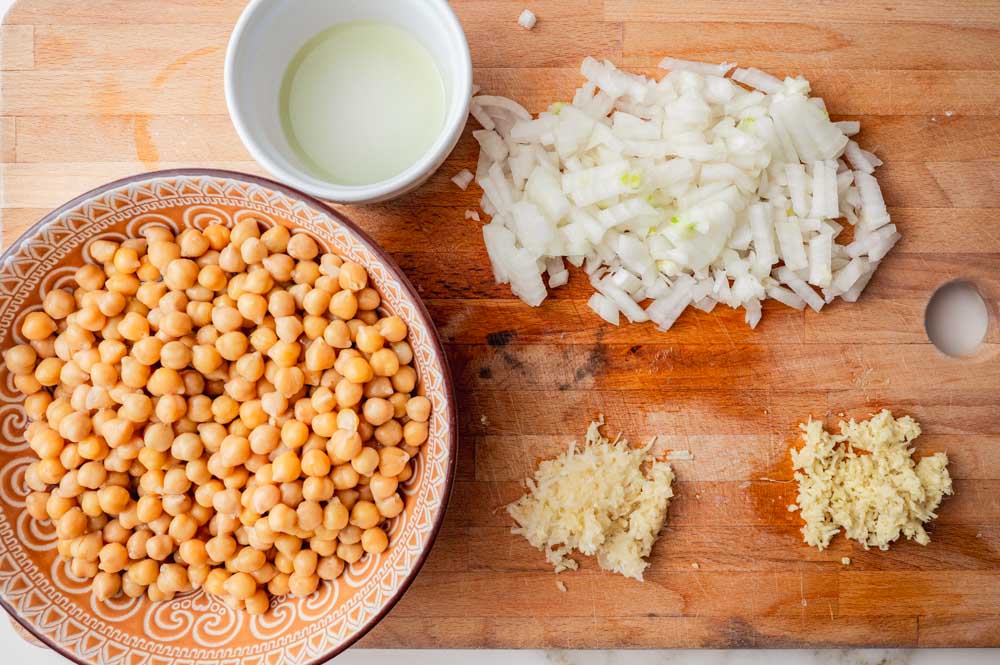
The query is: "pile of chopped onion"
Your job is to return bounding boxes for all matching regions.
[464,57,898,330]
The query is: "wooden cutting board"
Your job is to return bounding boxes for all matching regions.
[2,0,999,649]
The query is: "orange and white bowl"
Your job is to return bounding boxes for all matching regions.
[0,169,457,665]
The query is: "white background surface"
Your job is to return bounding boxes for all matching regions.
[0,0,994,662]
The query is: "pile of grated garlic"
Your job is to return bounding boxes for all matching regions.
[507,419,674,580]
[789,410,953,550]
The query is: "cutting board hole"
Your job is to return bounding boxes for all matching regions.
[924,280,989,357]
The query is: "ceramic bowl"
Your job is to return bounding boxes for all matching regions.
[0,169,457,664]
[225,0,472,204]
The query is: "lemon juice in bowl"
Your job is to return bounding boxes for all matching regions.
[279,20,447,187]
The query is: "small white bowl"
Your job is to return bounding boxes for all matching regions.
[225,0,472,204]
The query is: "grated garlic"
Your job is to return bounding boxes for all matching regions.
[507,418,674,580]
[790,410,953,551]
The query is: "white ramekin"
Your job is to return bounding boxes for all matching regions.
[225,0,472,204]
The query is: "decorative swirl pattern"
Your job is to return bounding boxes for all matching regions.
[0,457,31,507]
[180,206,231,232]
[0,172,454,665]
[16,507,57,550]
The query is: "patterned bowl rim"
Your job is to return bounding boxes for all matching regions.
[0,167,459,665]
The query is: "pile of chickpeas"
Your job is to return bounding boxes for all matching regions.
[2,218,431,614]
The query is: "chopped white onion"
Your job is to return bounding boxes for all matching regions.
[464,57,895,329]
[452,169,475,190]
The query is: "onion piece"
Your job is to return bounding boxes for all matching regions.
[472,95,532,122]
[659,57,736,78]
[588,293,620,325]
[452,169,474,190]
[731,67,783,93]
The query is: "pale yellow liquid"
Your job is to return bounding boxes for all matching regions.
[280,21,447,186]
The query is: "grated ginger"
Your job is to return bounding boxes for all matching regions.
[507,418,674,581]
[790,410,953,551]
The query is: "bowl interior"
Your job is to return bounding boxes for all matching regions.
[0,170,456,665]
[226,0,471,201]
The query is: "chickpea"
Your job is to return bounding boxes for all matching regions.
[295,447,330,478]
[322,320,351,350]
[361,527,389,554]
[367,350,399,379]
[110,246,140,274]
[219,435,251,467]
[219,570,255,600]
[349,500,381,530]
[336,542,364,564]
[262,253,294,282]
[378,446,410,478]
[371,417,400,446]
[96,485,131,515]
[4,344,38,375]
[216,331,249,361]
[369,472,399,501]
[22,311,58,341]
[196,264,225,291]
[343,357,374,384]
[197,224,227,251]
[317,555,346,581]
[245,328,275,357]
[92,571,122,601]
[97,542,129,573]
[242,267,274,295]
[157,563,189,595]
[151,394,184,424]
[274,366,305,397]
[244,589,269,615]
[331,464,359,491]
[177,228,210,257]
[167,514,197,543]
[105,273,140,296]
[299,288,328,317]
[272,451,301,483]
[157,341,191,370]
[355,326,384,354]
[177,539,208,567]
[287,571,318,596]
[279,481,304,507]
[145,239,178,269]
[328,290,358,321]
[338,262,367,292]
[247,485,278,515]
[287,501,318,533]
[163,258,199,291]
[159,310,193,337]
[279,419,308,449]
[376,494,404,519]
[300,337,334,372]
[267,573,291,596]
[212,487,242,516]
[268,504,298,533]
[353,287,378,311]
[345,445,378,475]
[272,318,302,345]
[206,534,237,563]
[318,252,343,275]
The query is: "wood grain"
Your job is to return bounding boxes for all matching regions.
[2,0,999,649]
